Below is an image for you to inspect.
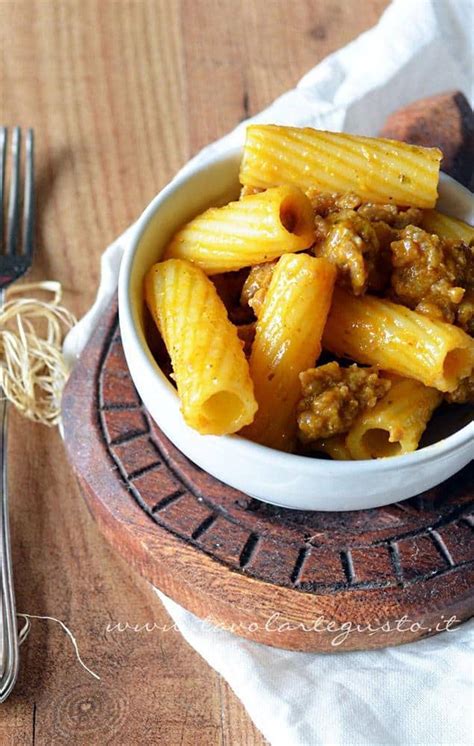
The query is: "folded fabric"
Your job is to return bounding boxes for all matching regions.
[159,592,474,746]
[63,0,474,743]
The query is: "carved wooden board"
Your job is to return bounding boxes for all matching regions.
[62,302,474,651]
[62,93,474,651]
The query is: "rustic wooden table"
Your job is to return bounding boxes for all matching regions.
[0,1,389,743]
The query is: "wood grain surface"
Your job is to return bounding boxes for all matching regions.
[0,1,390,743]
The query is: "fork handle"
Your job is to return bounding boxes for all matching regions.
[0,309,19,702]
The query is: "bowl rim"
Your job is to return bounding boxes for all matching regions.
[118,144,474,475]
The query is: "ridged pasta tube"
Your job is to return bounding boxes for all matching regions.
[242,253,337,452]
[145,259,258,435]
[240,125,442,208]
[346,378,442,459]
[421,210,474,243]
[164,185,315,274]
[322,288,474,393]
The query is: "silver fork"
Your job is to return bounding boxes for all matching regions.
[0,127,35,703]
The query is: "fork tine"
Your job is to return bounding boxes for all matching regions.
[22,129,34,258]
[0,127,6,251]
[6,127,21,255]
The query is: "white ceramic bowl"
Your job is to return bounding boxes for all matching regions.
[118,145,474,511]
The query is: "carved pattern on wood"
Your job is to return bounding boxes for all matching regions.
[97,314,474,595]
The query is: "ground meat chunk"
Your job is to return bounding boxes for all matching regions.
[371,220,399,251]
[456,244,474,334]
[312,210,384,295]
[313,214,330,244]
[458,288,474,335]
[306,189,362,216]
[240,261,276,317]
[390,226,472,326]
[305,194,426,295]
[236,323,256,357]
[357,203,423,229]
[444,375,474,404]
[296,362,391,443]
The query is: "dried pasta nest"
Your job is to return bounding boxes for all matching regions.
[0,281,76,426]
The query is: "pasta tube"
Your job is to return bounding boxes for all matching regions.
[421,210,474,243]
[314,435,352,461]
[346,378,442,459]
[145,259,257,435]
[240,125,442,208]
[242,254,336,451]
[322,288,474,393]
[164,185,314,274]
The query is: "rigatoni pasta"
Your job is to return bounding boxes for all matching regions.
[323,288,474,392]
[346,378,442,459]
[144,122,473,465]
[240,125,442,208]
[421,210,474,242]
[243,254,336,451]
[145,259,257,435]
[314,435,352,461]
[164,185,314,274]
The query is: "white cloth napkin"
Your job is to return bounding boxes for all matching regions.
[63,1,474,743]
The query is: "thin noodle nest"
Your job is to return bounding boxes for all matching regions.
[0,282,76,426]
